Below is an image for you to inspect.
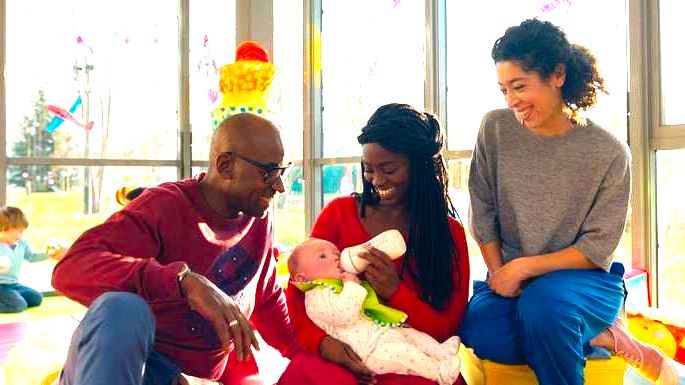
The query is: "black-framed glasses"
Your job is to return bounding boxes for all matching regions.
[223,152,292,182]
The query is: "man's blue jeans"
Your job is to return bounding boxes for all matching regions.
[59,292,181,385]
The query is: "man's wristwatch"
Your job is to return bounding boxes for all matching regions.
[177,263,191,296]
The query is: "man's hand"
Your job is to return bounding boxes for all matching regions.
[319,336,376,385]
[181,272,259,361]
[359,247,400,301]
[488,258,531,297]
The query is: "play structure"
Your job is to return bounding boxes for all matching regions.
[210,40,278,130]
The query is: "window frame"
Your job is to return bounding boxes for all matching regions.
[635,0,685,306]
[301,0,661,305]
[0,0,191,205]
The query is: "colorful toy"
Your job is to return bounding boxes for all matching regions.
[45,241,67,260]
[624,268,651,308]
[115,186,146,206]
[45,96,93,133]
[628,309,685,365]
[210,40,278,129]
[627,316,678,358]
[624,268,685,364]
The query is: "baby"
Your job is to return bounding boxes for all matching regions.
[288,237,461,385]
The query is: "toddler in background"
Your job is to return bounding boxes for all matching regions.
[0,206,65,313]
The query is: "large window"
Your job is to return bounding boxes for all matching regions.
[446,159,486,280]
[190,1,236,162]
[655,150,685,308]
[273,0,305,249]
[2,0,235,292]
[654,0,685,308]
[659,0,685,125]
[5,1,180,161]
[322,164,362,207]
[446,0,628,151]
[320,0,425,158]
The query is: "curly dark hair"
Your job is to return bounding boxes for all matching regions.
[356,103,460,311]
[491,18,607,112]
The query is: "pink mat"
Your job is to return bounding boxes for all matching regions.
[0,322,31,363]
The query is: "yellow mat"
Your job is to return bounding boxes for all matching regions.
[0,296,85,325]
[0,297,83,385]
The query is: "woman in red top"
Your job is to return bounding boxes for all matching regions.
[284,103,470,385]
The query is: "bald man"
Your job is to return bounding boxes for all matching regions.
[52,114,300,385]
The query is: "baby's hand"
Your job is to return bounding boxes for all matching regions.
[342,272,360,283]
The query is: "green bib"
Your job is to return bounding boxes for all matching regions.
[293,278,407,327]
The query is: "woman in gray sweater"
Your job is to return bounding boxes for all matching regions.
[460,19,677,385]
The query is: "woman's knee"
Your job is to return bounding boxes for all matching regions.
[517,288,581,338]
[460,285,516,337]
[460,296,525,363]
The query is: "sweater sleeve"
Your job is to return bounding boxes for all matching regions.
[251,222,302,359]
[468,112,500,245]
[572,146,632,270]
[51,197,186,306]
[387,220,471,342]
[21,238,48,263]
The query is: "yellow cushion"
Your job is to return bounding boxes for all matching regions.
[459,345,627,385]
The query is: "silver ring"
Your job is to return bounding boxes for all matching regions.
[228,319,239,328]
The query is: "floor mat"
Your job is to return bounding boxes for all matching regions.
[0,297,84,385]
[0,296,85,325]
[0,323,30,364]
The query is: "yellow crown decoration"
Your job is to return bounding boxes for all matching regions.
[211,41,277,129]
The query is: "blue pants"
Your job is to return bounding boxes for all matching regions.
[0,283,43,313]
[460,265,625,385]
[59,292,181,385]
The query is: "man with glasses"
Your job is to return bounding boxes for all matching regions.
[52,113,308,385]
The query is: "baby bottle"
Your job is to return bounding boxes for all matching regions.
[340,229,406,274]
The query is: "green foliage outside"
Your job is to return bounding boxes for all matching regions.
[9,91,61,193]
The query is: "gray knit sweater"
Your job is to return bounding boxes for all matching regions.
[468,109,631,271]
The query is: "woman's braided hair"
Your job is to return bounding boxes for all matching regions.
[357,103,460,310]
